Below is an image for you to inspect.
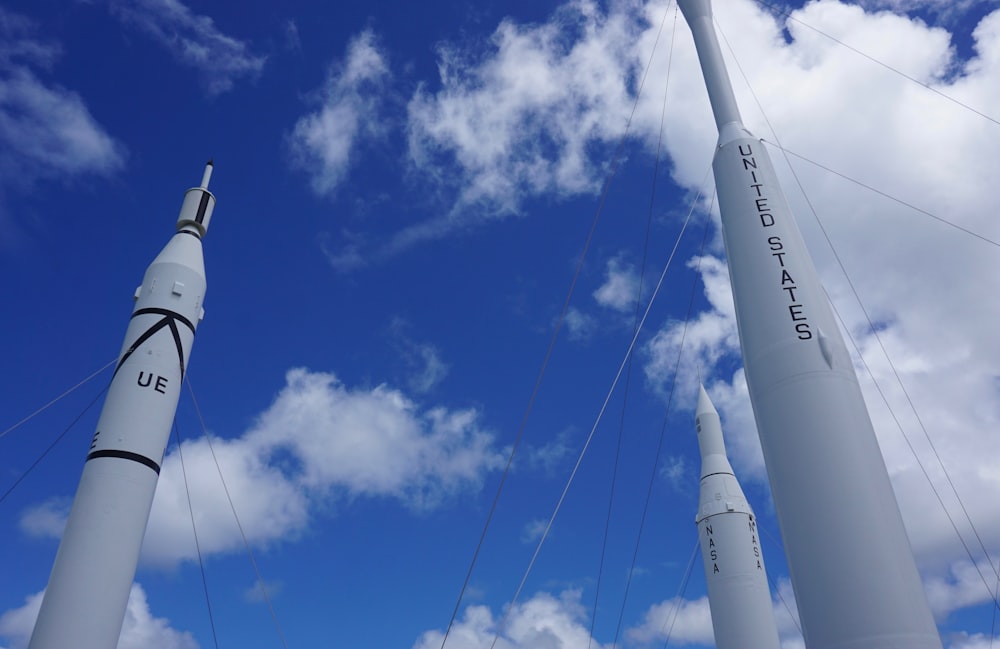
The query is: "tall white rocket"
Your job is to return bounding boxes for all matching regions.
[695,385,780,649]
[676,2,942,648]
[29,164,216,649]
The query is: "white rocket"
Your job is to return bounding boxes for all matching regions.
[28,164,216,649]
[694,385,780,649]
[676,2,943,648]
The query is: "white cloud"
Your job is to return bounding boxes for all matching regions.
[563,306,597,341]
[105,0,265,95]
[0,584,197,649]
[0,8,124,188]
[146,368,502,564]
[521,518,548,544]
[924,559,1000,619]
[625,595,714,646]
[946,631,1000,649]
[628,582,805,648]
[289,30,390,197]
[389,319,450,394]
[18,498,70,539]
[593,256,639,312]
[412,590,609,649]
[659,454,690,492]
[643,255,739,398]
[853,0,990,25]
[406,0,638,218]
[630,0,1000,634]
[21,368,505,566]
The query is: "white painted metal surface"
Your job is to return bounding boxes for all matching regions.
[695,385,781,649]
[677,2,942,647]
[28,164,216,649]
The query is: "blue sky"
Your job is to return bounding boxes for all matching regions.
[2,0,1000,647]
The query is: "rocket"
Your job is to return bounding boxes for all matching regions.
[28,164,216,649]
[676,2,943,648]
[694,385,780,649]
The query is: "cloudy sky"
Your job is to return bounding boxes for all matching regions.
[2,0,1000,647]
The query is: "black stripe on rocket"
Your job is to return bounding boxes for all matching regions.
[195,190,211,224]
[112,307,196,380]
[86,449,161,474]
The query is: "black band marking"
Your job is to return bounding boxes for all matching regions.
[132,307,195,333]
[113,308,195,379]
[195,191,211,224]
[86,449,161,474]
[178,229,202,240]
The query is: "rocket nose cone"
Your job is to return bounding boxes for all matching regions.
[696,384,718,418]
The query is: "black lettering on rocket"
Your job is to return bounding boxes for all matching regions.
[737,146,812,340]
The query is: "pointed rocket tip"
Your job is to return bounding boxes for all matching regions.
[696,384,718,418]
[199,162,214,190]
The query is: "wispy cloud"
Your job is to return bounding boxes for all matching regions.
[105,0,265,95]
[18,498,70,539]
[593,256,640,312]
[289,30,390,199]
[0,7,124,189]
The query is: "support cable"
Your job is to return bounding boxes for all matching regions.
[437,2,677,647]
[752,0,1000,128]
[657,539,701,649]
[608,203,713,649]
[718,14,1000,606]
[759,525,803,637]
[173,421,221,649]
[0,358,116,441]
[486,177,709,649]
[185,377,290,649]
[0,385,109,505]
[587,7,681,649]
[758,143,1000,250]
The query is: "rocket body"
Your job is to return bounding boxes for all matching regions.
[677,2,942,648]
[29,167,215,649]
[695,386,780,649]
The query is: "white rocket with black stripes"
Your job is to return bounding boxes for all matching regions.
[28,164,216,649]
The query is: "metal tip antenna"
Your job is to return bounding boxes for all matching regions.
[200,161,214,189]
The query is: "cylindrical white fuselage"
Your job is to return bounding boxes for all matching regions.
[29,179,213,649]
[677,1,942,646]
[695,386,781,649]
[712,131,940,649]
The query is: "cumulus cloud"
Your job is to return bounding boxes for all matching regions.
[105,0,265,95]
[632,0,1000,632]
[0,584,197,649]
[0,7,124,188]
[625,595,714,646]
[628,583,805,649]
[145,368,503,564]
[21,368,505,566]
[593,256,640,312]
[289,30,390,197]
[643,255,739,397]
[406,0,638,217]
[412,590,609,649]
